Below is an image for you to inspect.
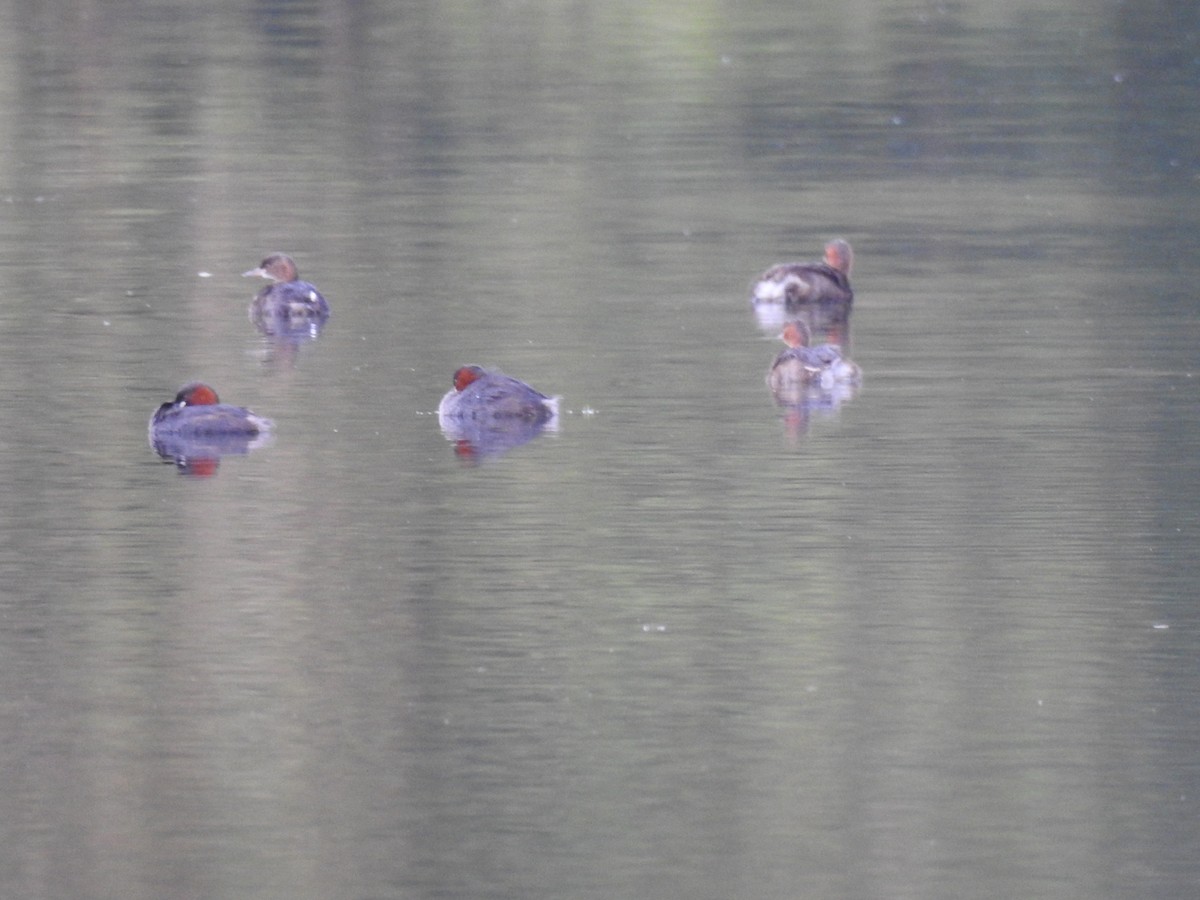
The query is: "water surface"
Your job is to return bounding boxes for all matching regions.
[1,2,1199,899]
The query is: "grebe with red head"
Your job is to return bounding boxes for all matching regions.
[149,382,273,437]
[766,320,861,392]
[751,238,853,307]
[438,366,559,424]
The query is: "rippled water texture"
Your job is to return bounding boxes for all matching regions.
[1,2,1198,898]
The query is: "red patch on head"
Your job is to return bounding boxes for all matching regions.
[782,321,810,348]
[824,240,852,275]
[180,383,220,406]
[452,366,484,392]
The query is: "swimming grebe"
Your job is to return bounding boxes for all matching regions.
[437,366,559,424]
[751,238,853,307]
[149,383,273,437]
[766,320,861,391]
[243,253,330,321]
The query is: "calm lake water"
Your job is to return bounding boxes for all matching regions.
[1,2,1198,898]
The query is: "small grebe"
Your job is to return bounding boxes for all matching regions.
[243,253,330,321]
[149,383,273,437]
[751,238,853,307]
[437,366,559,424]
[766,320,861,391]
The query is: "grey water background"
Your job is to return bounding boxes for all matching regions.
[1,1,1198,898]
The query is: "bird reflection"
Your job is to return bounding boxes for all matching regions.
[439,416,557,464]
[771,379,862,441]
[250,312,329,369]
[150,432,273,477]
[752,295,852,351]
